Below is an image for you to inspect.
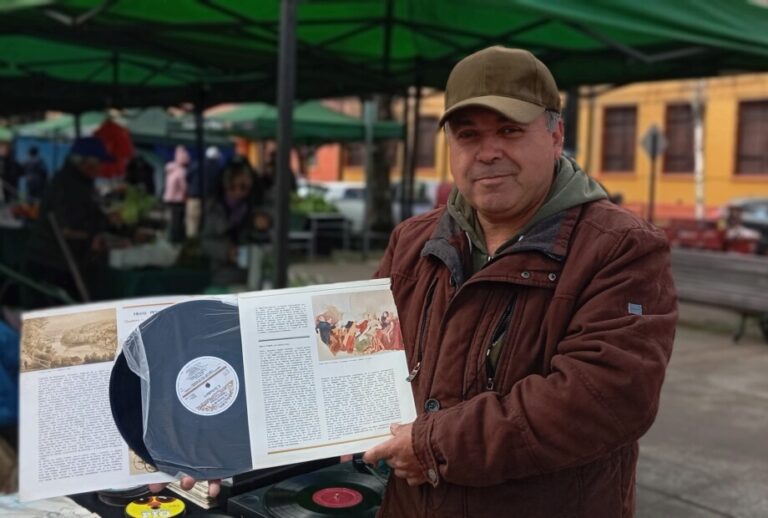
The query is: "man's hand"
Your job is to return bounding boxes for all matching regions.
[148,477,221,498]
[362,423,427,486]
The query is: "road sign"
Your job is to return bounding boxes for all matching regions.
[641,124,667,160]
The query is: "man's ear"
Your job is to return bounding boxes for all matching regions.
[553,119,565,159]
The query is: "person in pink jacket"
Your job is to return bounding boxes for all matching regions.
[163,145,189,242]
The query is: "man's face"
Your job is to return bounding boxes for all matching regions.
[446,107,563,224]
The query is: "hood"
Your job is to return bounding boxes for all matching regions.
[447,156,607,256]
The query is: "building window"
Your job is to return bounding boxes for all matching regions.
[736,100,768,175]
[663,104,694,173]
[416,116,438,168]
[344,143,364,167]
[601,106,637,172]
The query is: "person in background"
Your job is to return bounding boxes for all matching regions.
[0,139,21,202]
[20,146,48,201]
[163,145,189,243]
[24,137,115,307]
[200,159,268,287]
[125,154,156,196]
[118,156,159,229]
[261,149,297,209]
[185,146,224,239]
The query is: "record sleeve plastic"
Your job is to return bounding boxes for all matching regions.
[116,299,252,480]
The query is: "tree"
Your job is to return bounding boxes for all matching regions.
[366,94,396,234]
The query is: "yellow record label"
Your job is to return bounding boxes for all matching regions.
[125,495,185,518]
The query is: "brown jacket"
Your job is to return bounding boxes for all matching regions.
[375,199,677,517]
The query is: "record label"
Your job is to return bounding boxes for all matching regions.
[175,355,239,416]
[312,487,364,508]
[125,495,185,518]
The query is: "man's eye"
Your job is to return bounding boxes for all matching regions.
[456,131,477,139]
[500,127,523,135]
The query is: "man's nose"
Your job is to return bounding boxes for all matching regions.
[476,136,503,163]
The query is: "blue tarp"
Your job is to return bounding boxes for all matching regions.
[0,321,19,428]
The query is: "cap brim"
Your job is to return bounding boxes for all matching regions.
[439,95,546,127]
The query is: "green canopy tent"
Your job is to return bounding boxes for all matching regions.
[0,126,14,142]
[11,108,233,143]
[2,1,768,113]
[189,101,403,144]
[3,0,768,287]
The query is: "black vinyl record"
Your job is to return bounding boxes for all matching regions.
[264,471,383,517]
[110,351,156,468]
[110,299,252,480]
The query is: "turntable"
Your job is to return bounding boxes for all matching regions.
[227,461,386,518]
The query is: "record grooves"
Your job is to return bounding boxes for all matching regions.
[263,470,383,517]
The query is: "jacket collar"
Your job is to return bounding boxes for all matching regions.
[422,203,584,286]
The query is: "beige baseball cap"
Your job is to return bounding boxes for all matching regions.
[439,46,561,127]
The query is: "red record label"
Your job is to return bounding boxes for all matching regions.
[311,487,364,508]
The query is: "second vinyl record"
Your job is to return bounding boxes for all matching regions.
[264,470,384,517]
[122,299,252,480]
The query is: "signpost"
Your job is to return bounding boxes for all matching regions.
[641,125,667,224]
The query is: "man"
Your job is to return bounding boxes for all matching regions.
[20,146,49,201]
[24,137,115,307]
[362,46,677,517]
[0,137,21,202]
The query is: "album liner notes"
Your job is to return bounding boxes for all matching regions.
[19,279,416,501]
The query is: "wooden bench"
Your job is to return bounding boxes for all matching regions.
[671,248,768,342]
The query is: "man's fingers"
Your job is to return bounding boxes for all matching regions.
[390,423,401,434]
[208,479,221,498]
[180,476,197,490]
[363,441,390,465]
[362,447,381,466]
[147,483,166,493]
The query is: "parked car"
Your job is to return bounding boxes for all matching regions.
[298,180,436,234]
[725,197,768,254]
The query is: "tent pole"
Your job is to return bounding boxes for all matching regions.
[404,84,422,221]
[74,113,82,139]
[399,89,410,222]
[362,97,377,260]
[274,0,297,289]
[194,88,206,232]
[563,87,579,158]
[692,79,706,221]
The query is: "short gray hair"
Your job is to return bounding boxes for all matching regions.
[544,110,561,133]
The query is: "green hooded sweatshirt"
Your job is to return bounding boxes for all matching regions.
[447,156,608,273]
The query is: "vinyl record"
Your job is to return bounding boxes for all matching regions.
[114,299,252,480]
[264,471,384,518]
[110,351,156,468]
[125,495,185,518]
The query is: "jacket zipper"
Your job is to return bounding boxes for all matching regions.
[485,298,516,390]
[406,276,438,383]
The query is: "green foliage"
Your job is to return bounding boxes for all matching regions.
[290,192,337,215]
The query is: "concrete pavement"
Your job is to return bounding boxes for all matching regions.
[289,257,768,517]
[638,308,768,517]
